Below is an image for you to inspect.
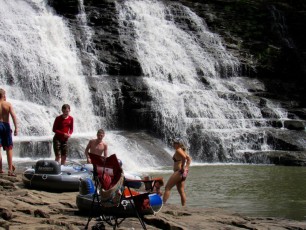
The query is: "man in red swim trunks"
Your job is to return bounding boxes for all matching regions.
[52,104,74,165]
[0,88,18,177]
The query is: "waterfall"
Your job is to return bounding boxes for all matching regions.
[117,0,288,162]
[1,0,295,166]
[0,0,167,171]
[76,0,106,76]
[0,0,97,138]
[76,0,118,127]
[269,5,294,48]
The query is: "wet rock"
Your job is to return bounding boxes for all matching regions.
[244,151,306,166]
[0,208,13,221]
[34,209,50,218]
[284,120,305,130]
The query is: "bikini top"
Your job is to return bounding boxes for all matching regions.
[172,155,182,162]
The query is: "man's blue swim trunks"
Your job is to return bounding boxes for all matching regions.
[0,122,13,150]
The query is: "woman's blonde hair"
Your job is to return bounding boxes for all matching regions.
[173,138,187,151]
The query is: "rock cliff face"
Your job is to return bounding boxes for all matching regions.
[48,0,306,103]
[47,0,306,165]
[177,0,306,106]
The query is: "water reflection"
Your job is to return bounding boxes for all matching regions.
[159,165,306,221]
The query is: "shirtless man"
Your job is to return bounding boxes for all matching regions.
[84,129,108,163]
[0,89,18,176]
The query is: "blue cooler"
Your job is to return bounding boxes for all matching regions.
[148,194,163,213]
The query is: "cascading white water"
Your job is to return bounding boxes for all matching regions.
[0,0,293,166]
[0,0,98,138]
[76,0,118,127]
[117,0,288,161]
[0,0,167,171]
[76,0,106,76]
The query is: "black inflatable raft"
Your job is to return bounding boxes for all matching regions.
[22,160,92,192]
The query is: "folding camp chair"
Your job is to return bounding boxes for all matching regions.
[85,153,161,230]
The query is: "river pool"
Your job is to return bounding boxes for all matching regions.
[155,164,306,221]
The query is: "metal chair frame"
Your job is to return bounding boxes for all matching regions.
[84,154,148,230]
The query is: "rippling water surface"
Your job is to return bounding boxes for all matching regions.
[156,165,306,221]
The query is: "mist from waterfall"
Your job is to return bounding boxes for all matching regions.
[117,0,288,161]
[0,0,98,138]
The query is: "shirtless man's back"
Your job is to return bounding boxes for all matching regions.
[0,88,18,176]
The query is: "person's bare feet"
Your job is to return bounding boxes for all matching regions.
[8,171,17,177]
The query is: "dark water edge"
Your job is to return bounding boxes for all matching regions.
[156,164,306,221]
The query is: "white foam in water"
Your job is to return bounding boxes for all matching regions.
[104,132,162,173]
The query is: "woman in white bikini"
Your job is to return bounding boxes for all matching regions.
[163,138,191,206]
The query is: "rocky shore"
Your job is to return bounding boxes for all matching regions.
[1,174,306,230]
